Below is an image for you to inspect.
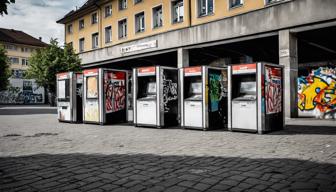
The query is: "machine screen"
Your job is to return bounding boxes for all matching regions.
[190,82,202,94]
[240,81,256,95]
[147,82,156,95]
[57,79,70,100]
[58,80,66,99]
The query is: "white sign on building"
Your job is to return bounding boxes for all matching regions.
[121,40,158,54]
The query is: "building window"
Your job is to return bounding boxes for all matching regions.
[118,19,127,39]
[134,0,142,4]
[198,0,213,16]
[91,13,98,24]
[105,26,112,43]
[21,58,29,66]
[119,0,127,10]
[79,38,85,52]
[12,69,24,79]
[152,5,163,28]
[4,44,17,50]
[229,0,243,8]
[9,57,19,64]
[172,0,184,23]
[67,24,73,34]
[79,19,85,30]
[92,33,99,49]
[265,0,283,4]
[21,47,30,52]
[105,5,112,17]
[135,12,145,33]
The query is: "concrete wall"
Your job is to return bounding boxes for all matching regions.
[79,0,336,65]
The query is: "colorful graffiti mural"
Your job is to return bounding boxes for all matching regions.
[0,78,44,104]
[298,67,336,119]
[265,66,282,114]
[104,72,126,113]
[208,70,227,113]
[209,73,221,112]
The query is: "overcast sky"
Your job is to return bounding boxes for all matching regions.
[0,0,87,44]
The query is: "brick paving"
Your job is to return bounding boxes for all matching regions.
[0,154,335,191]
[0,107,336,191]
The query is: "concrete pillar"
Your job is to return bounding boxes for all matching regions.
[279,30,298,119]
[177,48,189,68]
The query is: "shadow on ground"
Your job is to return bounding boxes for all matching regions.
[268,125,336,135]
[0,108,56,115]
[0,154,335,192]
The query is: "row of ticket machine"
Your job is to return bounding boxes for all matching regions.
[57,62,284,134]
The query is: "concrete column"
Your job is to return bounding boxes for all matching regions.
[279,30,298,119]
[177,48,189,68]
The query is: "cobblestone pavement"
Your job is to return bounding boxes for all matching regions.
[0,107,336,191]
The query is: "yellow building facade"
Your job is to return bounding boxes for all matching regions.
[0,28,46,78]
[4,44,39,77]
[59,0,282,54]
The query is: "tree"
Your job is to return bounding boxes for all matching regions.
[26,39,81,105]
[0,45,11,91]
[0,0,15,16]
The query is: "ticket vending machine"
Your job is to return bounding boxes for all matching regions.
[133,66,179,128]
[180,66,228,130]
[83,68,129,125]
[228,63,284,134]
[56,72,83,123]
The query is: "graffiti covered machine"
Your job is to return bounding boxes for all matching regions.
[83,68,130,125]
[56,72,83,123]
[180,66,228,130]
[228,63,284,134]
[133,66,179,128]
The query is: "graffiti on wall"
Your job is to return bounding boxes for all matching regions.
[298,67,336,119]
[104,72,126,113]
[0,79,44,104]
[265,66,282,114]
[162,72,178,112]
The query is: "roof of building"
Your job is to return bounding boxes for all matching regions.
[57,0,101,24]
[0,28,47,47]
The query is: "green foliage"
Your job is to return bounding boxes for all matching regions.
[0,0,15,16]
[0,45,11,91]
[26,39,81,95]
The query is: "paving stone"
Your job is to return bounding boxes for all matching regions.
[192,183,211,191]
[200,177,221,185]
[178,174,201,181]
[165,185,188,192]
[178,180,197,188]
[229,186,245,192]
[290,182,318,190]
[158,178,183,187]
[228,175,247,182]
[210,184,232,191]
[146,186,165,192]
[127,184,146,192]
[219,179,239,186]
[80,181,105,191]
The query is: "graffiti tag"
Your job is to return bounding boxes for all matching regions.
[162,74,178,112]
